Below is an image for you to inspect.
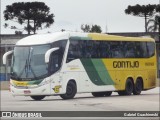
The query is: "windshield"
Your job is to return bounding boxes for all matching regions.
[11,45,50,80]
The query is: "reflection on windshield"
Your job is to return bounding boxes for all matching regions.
[12,45,50,80]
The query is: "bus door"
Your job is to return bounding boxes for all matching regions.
[49,49,63,94]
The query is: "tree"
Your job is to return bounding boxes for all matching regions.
[4,2,54,34]
[90,25,102,33]
[125,4,156,32]
[81,24,91,32]
[147,4,160,43]
[81,24,102,33]
[147,15,160,32]
[156,4,160,41]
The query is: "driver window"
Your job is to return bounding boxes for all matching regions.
[49,50,62,74]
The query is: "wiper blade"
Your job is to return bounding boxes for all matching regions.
[28,65,37,79]
[18,59,28,78]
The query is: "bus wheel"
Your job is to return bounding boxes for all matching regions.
[60,81,77,100]
[104,91,112,96]
[30,95,45,100]
[133,78,143,95]
[118,78,133,96]
[92,91,112,97]
[117,91,125,96]
[92,92,105,97]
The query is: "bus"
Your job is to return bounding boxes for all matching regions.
[3,32,157,100]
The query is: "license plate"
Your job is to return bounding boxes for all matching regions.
[24,90,31,94]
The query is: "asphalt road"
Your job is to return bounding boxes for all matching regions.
[0,87,159,120]
[1,87,159,111]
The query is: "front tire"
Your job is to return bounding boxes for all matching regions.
[60,81,77,100]
[30,95,45,100]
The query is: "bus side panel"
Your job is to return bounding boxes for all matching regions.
[115,70,134,91]
[147,70,157,88]
[134,70,148,89]
[62,59,93,93]
[143,57,157,89]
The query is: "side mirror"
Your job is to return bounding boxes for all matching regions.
[45,47,59,63]
[3,50,13,65]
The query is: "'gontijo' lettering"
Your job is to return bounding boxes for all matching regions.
[113,61,139,68]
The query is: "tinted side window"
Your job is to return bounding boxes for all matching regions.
[49,50,61,74]
[135,42,148,58]
[67,40,111,62]
[110,41,125,58]
[147,42,155,57]
[51,40,67,54]
[66,40,155,63]
[67,40,80,62]
[49,40,67,73]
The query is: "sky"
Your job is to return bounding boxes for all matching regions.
[0,0,159,34]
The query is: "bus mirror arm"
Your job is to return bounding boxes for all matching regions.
[45,47,59,63]
[3,50,13,65]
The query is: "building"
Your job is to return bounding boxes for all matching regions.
[0,34,28,81]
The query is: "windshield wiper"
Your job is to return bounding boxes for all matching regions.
[18,59,28,79]
[27,47,37,79]
[18,47,37,80]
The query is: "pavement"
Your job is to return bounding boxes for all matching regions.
[0,87,159,120]
[0,87,159,110]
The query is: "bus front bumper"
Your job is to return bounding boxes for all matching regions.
[10,84,51,96]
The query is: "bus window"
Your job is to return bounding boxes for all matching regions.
[67,40,80,62]
[147,42,155,57]
[49,50,62,74]
[67,40,156,61]
[110,41,125,58]
[49,40,67,74]
[51,40,67,55]
[140,42,148,58]
[123,42,135,58]
[135,42,148,58]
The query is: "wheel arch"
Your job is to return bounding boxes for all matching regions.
[60,79,77,99]
[68,79,77,87]
[62,78,78,93]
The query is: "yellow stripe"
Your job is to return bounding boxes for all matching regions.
[88,33,154,42]
[11,80,28,86]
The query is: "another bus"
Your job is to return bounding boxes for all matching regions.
[3,32,157,100]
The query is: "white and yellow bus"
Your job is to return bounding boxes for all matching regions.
[3,32,157,100]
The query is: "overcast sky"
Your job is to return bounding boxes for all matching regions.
[1,0,159,34]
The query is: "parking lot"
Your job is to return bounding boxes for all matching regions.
[0,87,159,120]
